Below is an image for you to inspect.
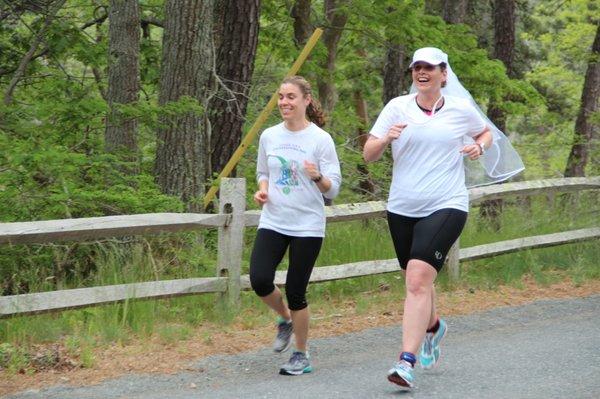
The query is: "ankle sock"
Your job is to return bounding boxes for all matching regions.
[427,319,440,334]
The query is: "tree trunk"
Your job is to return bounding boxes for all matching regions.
[490,0,516,126]
[382,43,406,104]
[481,0,516,231]
[424,0,442,16]
[206,0,260,181]
[104,0,140,161]
[488,0,516,135]
[289,0,318,88]
[354,89,376,197]
[382,4,408,105]
[354,48,375,197]
[442,0,468,24]
[317,0,347,113]
[564,23,600,177]
[154,0,214,212]
[492,0,516,78]
[291,0,312,48]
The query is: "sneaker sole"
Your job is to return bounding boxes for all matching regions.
[279,366,313,376]
[387,373,413,388]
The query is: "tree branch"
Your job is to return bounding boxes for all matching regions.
[3,0,66,105]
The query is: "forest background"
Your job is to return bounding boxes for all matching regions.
[0,0,598,377]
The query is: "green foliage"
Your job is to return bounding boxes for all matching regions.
[0,342,30,373]
[513,0,599,178]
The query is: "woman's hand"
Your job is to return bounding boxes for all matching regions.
[385,123,407,144]
[461,144,482,160]
[254,190,268,206]
[303,160,321,181]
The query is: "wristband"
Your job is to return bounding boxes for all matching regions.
[477,142,486,155]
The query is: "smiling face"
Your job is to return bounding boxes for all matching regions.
[411,62,447,94]
[278,83,310,122]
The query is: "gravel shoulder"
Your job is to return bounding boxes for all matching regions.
[6,294,600,398]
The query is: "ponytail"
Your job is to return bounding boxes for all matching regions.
[306,97,326,127]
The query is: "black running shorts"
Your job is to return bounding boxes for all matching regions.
[386,208,467,272]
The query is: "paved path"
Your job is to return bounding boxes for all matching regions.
[7,295,600,399]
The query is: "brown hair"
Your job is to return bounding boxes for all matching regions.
[281,75,326,127]
[440,62,447,88]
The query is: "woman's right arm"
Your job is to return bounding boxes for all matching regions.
[363,123,406,163]
[363,135,390,163]
[254,179,269,205]
[255,135,269,205]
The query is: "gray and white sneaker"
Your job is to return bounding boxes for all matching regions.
[279,351,313,375]
[273,319,293,353]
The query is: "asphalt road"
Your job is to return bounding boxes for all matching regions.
[7,295,600,399]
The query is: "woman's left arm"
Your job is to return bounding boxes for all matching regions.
[462,127,493,160]
[475,127,493,151]
[305,136,341,199]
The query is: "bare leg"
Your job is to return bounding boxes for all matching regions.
[428,286,438,329]
[291,307,309,352]
[402,259,438,355]
[258,287,291,321]
[400,269,437,333]
[260,288,309,352]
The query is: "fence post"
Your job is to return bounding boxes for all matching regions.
[217,178,246,309]
[446,238,460,282]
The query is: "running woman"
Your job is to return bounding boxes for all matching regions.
[250,75,341,376]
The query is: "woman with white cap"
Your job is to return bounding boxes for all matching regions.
[363,47,523,388]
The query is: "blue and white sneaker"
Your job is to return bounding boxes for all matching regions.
[387,360,415,388]
[279,351,313,375]
[419,318,448,370]
[273,318,293,353]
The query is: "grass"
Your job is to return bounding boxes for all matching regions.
[0,191,598,373]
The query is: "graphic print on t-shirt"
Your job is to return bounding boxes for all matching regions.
[270,155,300,195]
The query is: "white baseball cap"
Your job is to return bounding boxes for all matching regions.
[409,47,448,68]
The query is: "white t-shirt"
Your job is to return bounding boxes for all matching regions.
[257,122,341,237]
[370,94,486,217]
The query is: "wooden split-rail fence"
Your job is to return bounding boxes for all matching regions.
[1,176,599,318]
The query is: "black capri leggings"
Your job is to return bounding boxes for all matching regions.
[249,228,323,311]
[387,208,467,272]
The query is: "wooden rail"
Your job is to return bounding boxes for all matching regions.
[3,227,598,317]
[245,177,600,226]
[1,177,598,318]
[468,176,600,204]
[239,227,600,288]
[459,227,600,261]
[0,278,228,317]
[0,213,228,245]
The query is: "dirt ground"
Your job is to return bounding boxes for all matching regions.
[2,276,599,396]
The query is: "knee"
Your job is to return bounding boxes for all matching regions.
[405,278,430,297]
[286,290,308,311]
[250,273,274,297]
[405,268,432,297]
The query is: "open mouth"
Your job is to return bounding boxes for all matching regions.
[417,77,430,83]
